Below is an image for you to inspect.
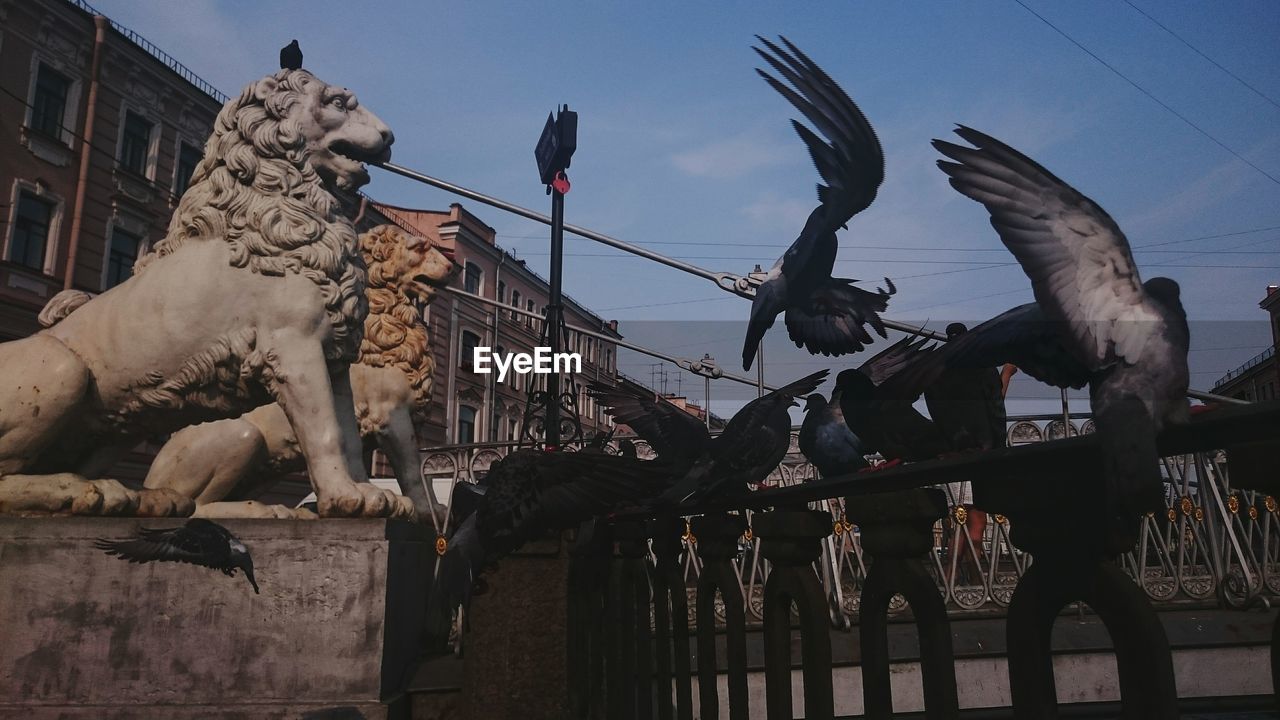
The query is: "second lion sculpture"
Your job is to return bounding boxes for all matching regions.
[0,67,409,519]
[141,225,458,521]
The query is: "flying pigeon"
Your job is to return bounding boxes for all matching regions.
[741,36,895,370]
[589,369,829,506]
[933,125,1190,516]
[432,449,671,620]
[94,518,259,593]
[922,323,1008,452]
[279,39,303,71]
[836,334,949,465]
[798,392,868,477]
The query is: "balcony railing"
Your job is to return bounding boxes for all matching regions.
[1216,345,1276,388]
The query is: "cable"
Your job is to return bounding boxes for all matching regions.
[1123,0,1280,113]
[1013,0,1280,187]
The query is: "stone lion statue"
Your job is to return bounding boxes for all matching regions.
[140,225,458,522]
[0,68,411,519]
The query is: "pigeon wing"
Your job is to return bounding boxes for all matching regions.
[938,303,1091,389]
[94,524,217,567]
[784,278,894,357]
[934,126,1160,369]
[587,381,712,461]
[714,369,828,460]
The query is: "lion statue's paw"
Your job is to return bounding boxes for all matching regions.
[0,474,144,516]
[317,483,417,520]
[135,488,196,517]
[194,500,316,520]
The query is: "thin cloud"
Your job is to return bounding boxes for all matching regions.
[671,132,790,179]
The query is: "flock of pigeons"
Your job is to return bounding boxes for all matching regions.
[96,37,1192,613]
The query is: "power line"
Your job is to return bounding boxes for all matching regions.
[1123,0,1280,113]
[1012,0,1280,187]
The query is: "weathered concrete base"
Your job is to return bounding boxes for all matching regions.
[460,534,570,719]
[0,517,430,718]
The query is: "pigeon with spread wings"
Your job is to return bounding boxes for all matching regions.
[836,334,949,465]
[95,518,259,593]
[432,449,671,619]
[741,36,895,370]
[933,126,1190,515]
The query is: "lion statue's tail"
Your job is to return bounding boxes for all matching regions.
[38,290,93,328]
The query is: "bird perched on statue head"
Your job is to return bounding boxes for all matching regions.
[94,518,259,594]
[740,36,896,370]
[932,125,1190,521]
[280,39,303,70]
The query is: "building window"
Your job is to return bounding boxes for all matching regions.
[510,289,522,322]
[31,64,71,140]
[119,111,154,177]
[526,299,536,329]
[497,280,506,304]
[174,142,202,197]
[463,262,482,294]
[106,226,143,288]
[460,330,480,368]
[457,405,476,444]
[9,191,55,271]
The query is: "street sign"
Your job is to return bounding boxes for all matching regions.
[535,105,577,186]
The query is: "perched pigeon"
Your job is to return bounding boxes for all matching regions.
[799,392,868,477]
[922,323,1007,452]
[432,449,670,619]
[836,334,949,464]
[933,125,1190,515]
[741,36,895,370]
[279,39,303,71]
[94,518,259,594]
[589,369,829,506]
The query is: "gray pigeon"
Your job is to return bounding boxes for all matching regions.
[836,334,949,464]
[799,392,868,477]
[280,39,302,70]
[933,125,1190,517]
[741,36,895,370]
[922,323,1007,452]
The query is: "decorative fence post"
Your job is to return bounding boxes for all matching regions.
[978,474,1179,720]
[754,509,834,720]
[691,513,750,720]
[846,488,959,719]
[604,518,649,720]
[568,520,612,719]
[651,515,694,720]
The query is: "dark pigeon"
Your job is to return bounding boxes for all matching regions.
[94,518,259,593]
[922,323,1008,452]
[799,392,868,477]
[432,449,670,620]
[741,36,895,370]
[280,39,303,71]
[589,370,829,506]
[933,125,1190,516]
[836,334,949,463]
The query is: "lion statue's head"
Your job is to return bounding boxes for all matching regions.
[136,69,394,365]
[358,225,459,419]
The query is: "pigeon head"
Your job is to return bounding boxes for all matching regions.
[835,369,876,404]
[945,322,968,339]
[1142,277,1182,311]
[229,539,260,594]
[803,393,826,412]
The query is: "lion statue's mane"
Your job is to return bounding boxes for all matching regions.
[138,69,365,365]
[357,225,435,426]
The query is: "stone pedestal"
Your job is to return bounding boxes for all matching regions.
[0,517,430,719]
[461,534,570,720]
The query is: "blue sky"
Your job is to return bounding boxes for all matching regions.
[91,0,1280,416]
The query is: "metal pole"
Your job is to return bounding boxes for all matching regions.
[705,375,712,430]
[1060,388,1071,438]
[756,345,765,398]
[545,186,565,449]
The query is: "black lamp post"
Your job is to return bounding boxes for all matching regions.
[533,105,577,450]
